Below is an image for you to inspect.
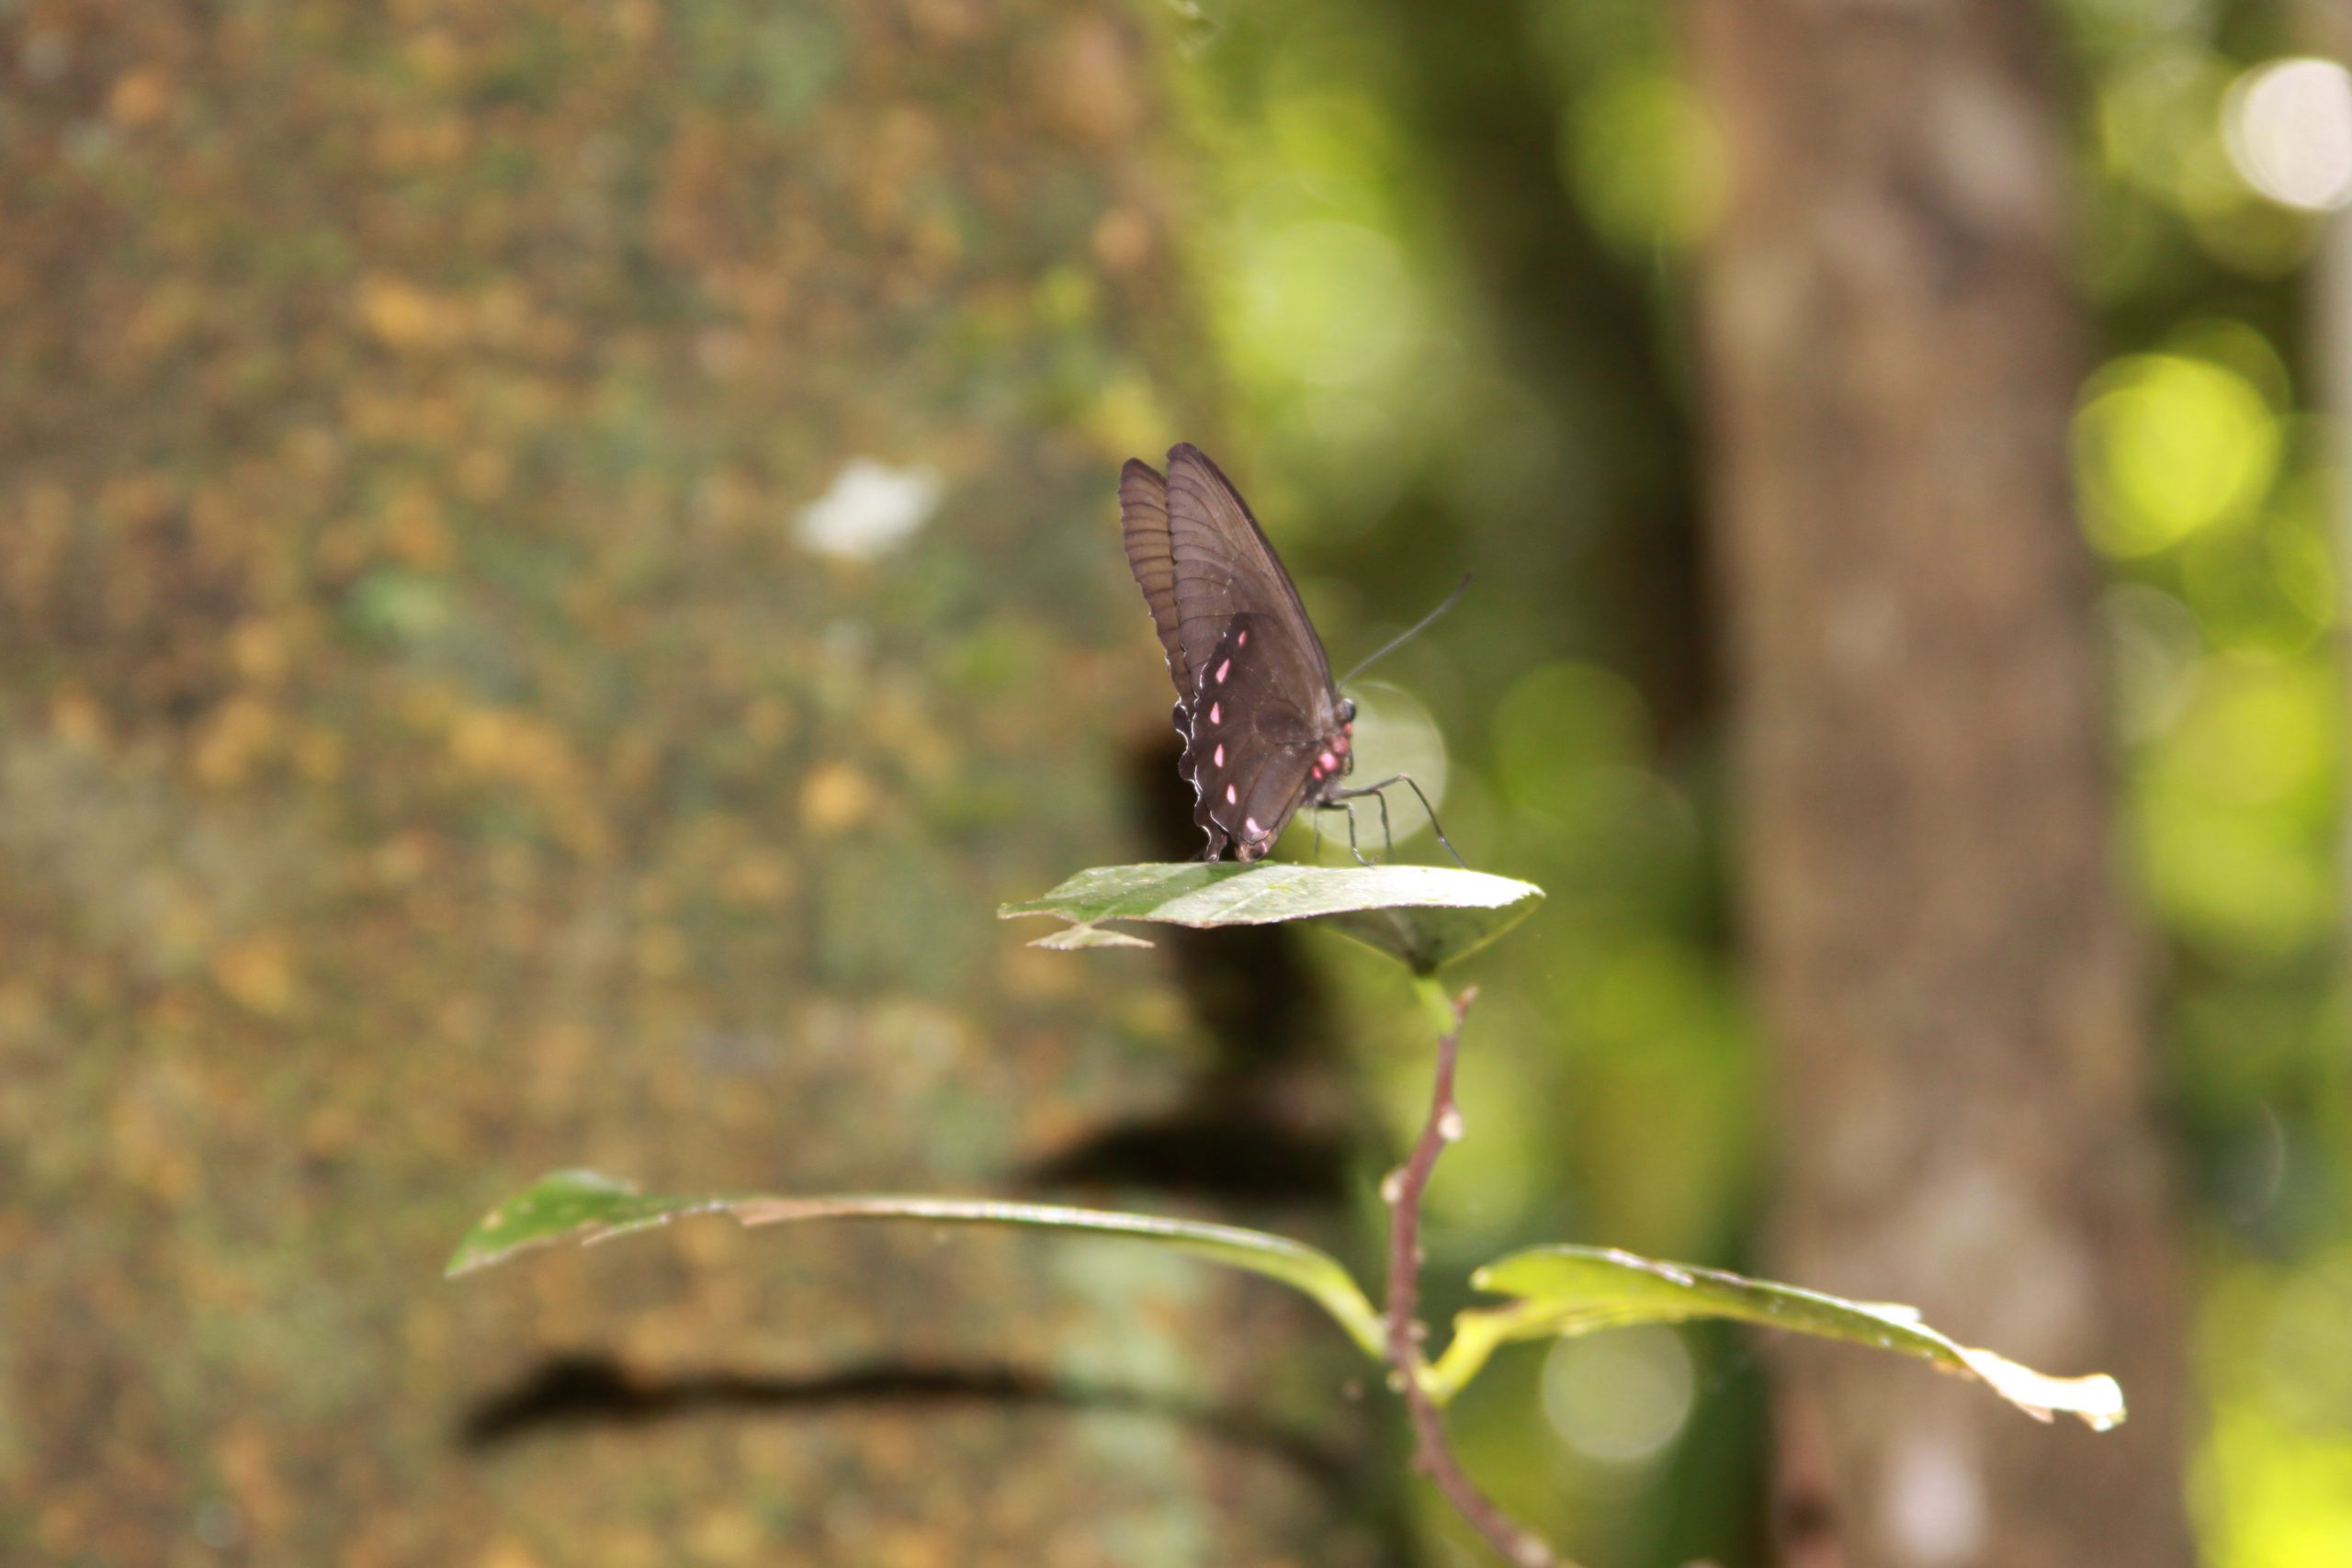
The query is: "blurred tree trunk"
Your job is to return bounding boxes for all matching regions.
[0,5,1382,1564]
[1686,4,2194,1566]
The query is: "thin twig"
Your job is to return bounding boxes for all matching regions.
[1384,984,1564,1568]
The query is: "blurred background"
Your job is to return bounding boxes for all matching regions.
[1,0,2346,1564]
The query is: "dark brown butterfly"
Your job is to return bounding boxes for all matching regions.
[1120,443,1460,864]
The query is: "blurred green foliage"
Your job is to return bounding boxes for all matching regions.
[1164,1,1752,1558]
[1161,0,2349,1562]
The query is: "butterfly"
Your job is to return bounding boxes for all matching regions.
[1119,443,1461,865]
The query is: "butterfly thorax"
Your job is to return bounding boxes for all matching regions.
[1305,723,1354,801]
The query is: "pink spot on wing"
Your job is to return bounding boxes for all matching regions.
[1215,659,1231,683]
[1236,629,1248,648]
[1225,783,1238,805]
[1214,743,1225,768]
[1318,750,1338,772]
[1244,815,1261,837]
[1208,702,1220,725]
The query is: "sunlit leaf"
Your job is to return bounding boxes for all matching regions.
[1429,1245,2125,1429]
[447,1169,1388,1360]
[998,862,1543,973]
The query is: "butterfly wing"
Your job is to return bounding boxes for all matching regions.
[1117,458,1190,699]
[1125,444,1347,862]
[1164,444,1337,694]
[1181,613,1332,862]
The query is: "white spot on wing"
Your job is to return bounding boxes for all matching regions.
[795,458,943,560]
[1213,743,1225,767]
[1226,783,1238,805]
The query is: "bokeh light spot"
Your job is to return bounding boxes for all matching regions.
[1233,220,1420,391]
[1541,1325,1695,1466]
[2075,355,2278,557]
[2225,59,2352,212]
[1560,73,1726,253]
[2174,659,2335,810]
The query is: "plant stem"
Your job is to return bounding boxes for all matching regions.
[1385,981,1564,1568]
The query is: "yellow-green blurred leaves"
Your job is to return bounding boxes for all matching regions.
[1175,13,1462,502]
[2197,1247,2352,1568]
[1233,221,1423,395]
[2070,312,2344,972]
[2075,352,2278,558]
[2137,656,2339,964]
[2164,660,2334,813]
[1558,72,1725,254]
[2095,44,2323,279]
[2199,1402,2352,1568]
[1259,50,1404,217]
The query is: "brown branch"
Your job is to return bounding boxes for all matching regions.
[1383,984,1564,1568]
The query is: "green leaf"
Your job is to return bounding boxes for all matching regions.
[447,1169,1389,1361]
[1429,1245,2125,1430]
[998,863,1544,972]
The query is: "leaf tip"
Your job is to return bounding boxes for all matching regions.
[1955,1348,2128,1429]
[445,1168,646,1279]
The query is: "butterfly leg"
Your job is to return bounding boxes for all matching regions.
[1329,774,1465,868]
[1319,798,1374,865]
[1330,787,1393,861]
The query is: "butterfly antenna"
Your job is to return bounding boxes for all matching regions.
[1336,572,1473,689]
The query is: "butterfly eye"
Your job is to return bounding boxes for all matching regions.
[1339,697,1356,725]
